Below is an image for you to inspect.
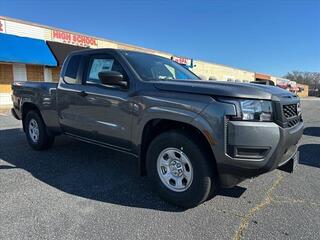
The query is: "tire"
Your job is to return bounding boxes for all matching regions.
[24,110,55,150]
[146,130,216,208]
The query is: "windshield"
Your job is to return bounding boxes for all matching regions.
[122,51,199,81]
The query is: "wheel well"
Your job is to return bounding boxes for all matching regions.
[139,119,217,175]
[22,103,41,131]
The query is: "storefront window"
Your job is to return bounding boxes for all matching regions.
[0,64,13,93]
[52,67,61,82]
[26,65,44,82]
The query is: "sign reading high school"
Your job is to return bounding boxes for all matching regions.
[51,30,98,47]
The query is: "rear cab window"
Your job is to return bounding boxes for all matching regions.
[64,55,82,84]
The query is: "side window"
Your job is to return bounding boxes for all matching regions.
[64,55,81,84]
[164,64,176,79]
[88,58,114,84]
[150,63,174,80]
[86,56,127,85]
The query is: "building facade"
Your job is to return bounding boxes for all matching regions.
[192,60,255,82]
[0,16,307,106]
[0,16,175,105]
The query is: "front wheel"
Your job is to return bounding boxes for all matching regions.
[24,111,55,150]
[146,130,216,208]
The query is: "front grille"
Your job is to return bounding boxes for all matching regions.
[282,103,300,128]
[283,104,298,118]
[288,117,300,127]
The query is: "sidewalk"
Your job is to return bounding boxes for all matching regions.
[0,105,11,116]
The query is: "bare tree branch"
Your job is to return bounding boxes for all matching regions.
[283,71,320,90]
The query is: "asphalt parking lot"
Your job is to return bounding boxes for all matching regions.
[0,99,319,240]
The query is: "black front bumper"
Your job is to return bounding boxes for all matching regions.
[217,121,303,187]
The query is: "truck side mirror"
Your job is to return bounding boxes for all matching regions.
[98,71,127,88]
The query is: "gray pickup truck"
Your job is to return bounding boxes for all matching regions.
[11,49,303,208]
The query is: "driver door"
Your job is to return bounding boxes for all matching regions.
[70,53,133,151]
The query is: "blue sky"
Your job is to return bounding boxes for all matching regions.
[1,0,319,76]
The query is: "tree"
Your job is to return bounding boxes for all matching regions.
[283,71,320,90]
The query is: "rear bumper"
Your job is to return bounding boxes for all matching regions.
[217,120,303,187]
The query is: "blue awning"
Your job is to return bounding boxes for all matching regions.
[0,33,57,66]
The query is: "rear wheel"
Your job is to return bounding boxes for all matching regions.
[24,111,55,150]
[147,130,216,208]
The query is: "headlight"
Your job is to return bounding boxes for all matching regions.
[218,98,273,122]
[239,100,273,121]
[297,102,302,115]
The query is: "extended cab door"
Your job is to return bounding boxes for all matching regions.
[57,52,133,151]
[57,54,88,134]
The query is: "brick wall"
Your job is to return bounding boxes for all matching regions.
[0,63,13,93]
[26,65,44,81]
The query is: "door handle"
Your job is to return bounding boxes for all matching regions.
[78,91,88,97]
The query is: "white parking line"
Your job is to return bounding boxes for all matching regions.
[301,98,320,101]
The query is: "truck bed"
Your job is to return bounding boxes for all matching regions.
[11,81,60,132]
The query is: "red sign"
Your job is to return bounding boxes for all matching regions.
[171,56,192,67]
[52,30,97,47]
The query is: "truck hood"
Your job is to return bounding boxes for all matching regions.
[153,80,296,101]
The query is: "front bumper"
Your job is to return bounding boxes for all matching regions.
[11,108,21,120]
[217,120,303,187]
